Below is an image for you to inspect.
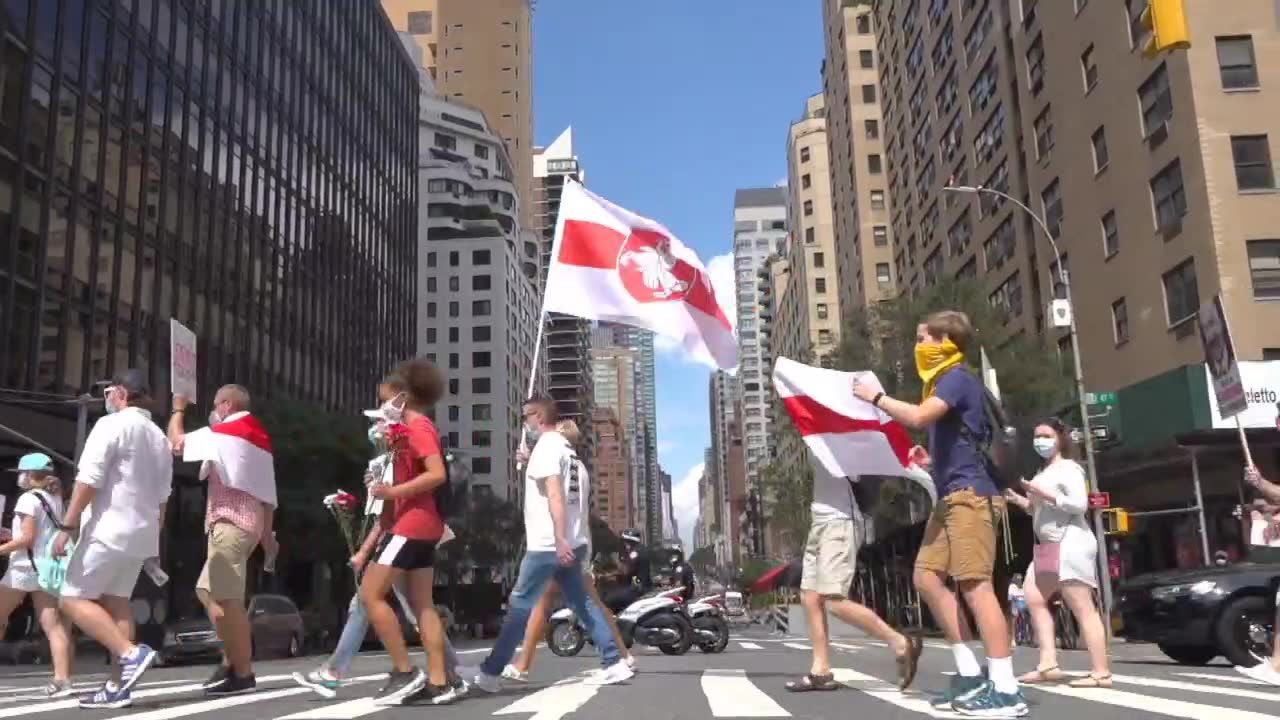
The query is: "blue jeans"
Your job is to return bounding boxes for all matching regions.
[481,545,619,675]
[328,581,459,676]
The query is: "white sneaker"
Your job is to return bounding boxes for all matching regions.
[584,661,635,686]
[624,655,637,671]
[1236,663,1280,686]
[458,664,502,694]
[501,664,529,682]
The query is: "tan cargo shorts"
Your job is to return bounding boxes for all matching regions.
[914,488,1005,582]
[196,521,258,602]
[800,516,862,598]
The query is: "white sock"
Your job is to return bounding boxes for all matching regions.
[951,643,982,677]
[989,656,1017,695]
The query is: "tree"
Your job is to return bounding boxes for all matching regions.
[688,546,717,576]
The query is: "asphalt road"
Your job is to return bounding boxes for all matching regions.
[0,630,1275,719]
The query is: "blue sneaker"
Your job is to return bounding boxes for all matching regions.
[951,681,1029,718]
[78,683,133,709]
[119,644,157,692]
[930,673,986,709]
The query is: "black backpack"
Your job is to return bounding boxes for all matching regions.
[956,368,1018,490]
[435,446,461,522]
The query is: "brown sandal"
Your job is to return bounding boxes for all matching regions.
[896,634,924,690]
[786,673,840,692]
[1018,666,1066,684]
[1068,674,1113,688]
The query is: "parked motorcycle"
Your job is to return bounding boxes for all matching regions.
[547,586,695,657]
[687,594,730,653]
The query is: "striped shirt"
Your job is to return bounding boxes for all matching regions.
[206,464,264,537]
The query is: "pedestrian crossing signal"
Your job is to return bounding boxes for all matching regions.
[1141,0,1191,58]
[1102,508,1131,535]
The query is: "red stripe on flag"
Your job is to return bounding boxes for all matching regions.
[782,395,911,467]
[558,220,626,269]
[212,414,274,454]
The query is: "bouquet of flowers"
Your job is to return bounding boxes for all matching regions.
[364,421,410,517]
[323,490,363,556]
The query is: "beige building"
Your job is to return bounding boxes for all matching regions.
[822,0,897,312]
[592,407,633,535]
[381,0,534,228]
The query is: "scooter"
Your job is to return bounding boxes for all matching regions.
[547,586,695,657]
[687,594,731,653]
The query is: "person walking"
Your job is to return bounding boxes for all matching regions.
[360,359,456,706]
[460,398,632,692]
[53,370,171,709]
[0,453,75,697]
[1002,419,1111,688]
[852,310,1026,717]
[1237,465,1280,685]
[168,385,279,696]
[785,464,922,693]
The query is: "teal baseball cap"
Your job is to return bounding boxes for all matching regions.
[12,453,54,472]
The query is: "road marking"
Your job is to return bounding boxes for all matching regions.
[0,677,196,701]
[1176,672,1270,686]
[1031,682,1280,719]
[832,668,953,718]
[831,642,862,651]
[493,674,600,720]
[782,643,811,650]
[700,669,789,717]
[1109,673,1280,703]
[0,673,296,717]
[738,642,763,650]
[277,697,384,720]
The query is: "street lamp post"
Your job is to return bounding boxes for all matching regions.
[944,184,1114,636]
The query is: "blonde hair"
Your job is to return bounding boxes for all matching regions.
[26,472,59,493]
[556,419,581,445]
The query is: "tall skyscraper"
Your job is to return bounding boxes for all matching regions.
[822,0,896,311]
[602,323,661,542]
[706,370,739,564]
[591,407,633,534]
[381,0,535,229]
[404,34,539,501]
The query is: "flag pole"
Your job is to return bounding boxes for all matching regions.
[526,309,546,399]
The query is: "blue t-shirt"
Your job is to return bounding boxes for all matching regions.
[927,368,999,498]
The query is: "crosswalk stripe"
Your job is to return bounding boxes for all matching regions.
[1110,673,1280,703]
[1177,671,1269,686]
[831,668,951,718]
[701,669,789,717]
[831,642,862,651]
[738,642,763,650]
[111,687,310,720]
[782,643,811,650]
[0,673,294,718]
[493,675,601,720]
[0,677,197,703]
[276,697,384,720]
[1031,682,1280,719]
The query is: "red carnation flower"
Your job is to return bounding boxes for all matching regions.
[334,490,359,512]
[385,423,410,448]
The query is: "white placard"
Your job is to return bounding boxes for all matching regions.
[169,319,198,401]
[1207,361,1280,430]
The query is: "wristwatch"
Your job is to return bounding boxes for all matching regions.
[872,391,885,407]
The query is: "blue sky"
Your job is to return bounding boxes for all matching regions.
[534,1,824,547]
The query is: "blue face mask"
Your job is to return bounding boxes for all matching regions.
[368,424,385,448]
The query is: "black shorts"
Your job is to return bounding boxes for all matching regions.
[374,534,437,571]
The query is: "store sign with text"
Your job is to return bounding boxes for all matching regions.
[1206,360,1280,429]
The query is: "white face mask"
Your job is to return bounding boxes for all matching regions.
[103,386,120,414]
[17,472,31,490]
[1033,437,1058,459]
[379,392,407,423]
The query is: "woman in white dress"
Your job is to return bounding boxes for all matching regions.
[1002,419,1111,687]
[0,453,75,697]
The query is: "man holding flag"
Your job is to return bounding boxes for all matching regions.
[169,385,279,697]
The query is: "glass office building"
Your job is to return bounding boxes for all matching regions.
[0,0,417,448]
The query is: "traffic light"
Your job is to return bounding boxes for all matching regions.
[1140,0,1191,58]
[1102,508,1131,535]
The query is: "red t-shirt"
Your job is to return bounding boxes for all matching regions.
[389,414,445,541]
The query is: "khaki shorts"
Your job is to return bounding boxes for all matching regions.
[196,521,257,601]
[800,517,861,597]
[914,488,1005,582]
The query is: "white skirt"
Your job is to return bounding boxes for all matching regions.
[0,564,39,593]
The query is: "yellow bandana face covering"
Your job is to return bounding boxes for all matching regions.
[916,339,965,400]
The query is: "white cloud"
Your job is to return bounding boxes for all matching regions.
[673,462,704,550]
[774,177,789,188]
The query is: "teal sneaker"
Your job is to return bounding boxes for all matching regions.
[930,673,986,709]
[292,670,340,699]
[951,681,1029,718]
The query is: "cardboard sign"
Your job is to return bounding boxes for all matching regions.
[169,319,198,401]
[1198,296,1246,419]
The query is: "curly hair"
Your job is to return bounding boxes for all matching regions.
[1036,416,1076,461]
[389,357,445,408]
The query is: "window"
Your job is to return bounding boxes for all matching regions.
[449,327,460,342]
[1247,240,1280,299]
[427,251,437,268]
[876,263,891,288]
[473,249,491,265]
[474,143,489,160]
[1231,135,1275,190]
[1086,126,1109,172]
[1102,210,1119,257]
[803,200,813,216]
[816,303,829,320]
[449,250,460,266]
[427,302,437,318]
[1081,44,1097,92]
[1074,0,1088,11]
[448,301,460,318]
[861,84,877,103]
[1139,63,1173,136]
[473,300,492,316]
[860,49,874,68]
[472,275,492,291]
[1026,34,1045,94]
[814,252,825,269]
[815,278,827,294]
[805,227,815,243]
[472,405,493,422]
[1033,107,1054,157]
[448,379,459,395]
[873,225,888,246]
[448,276,460,292]
[473,351,491,368]
[856,14,871,34]
[870,190,886,209]
[1162,258,1199,325]
[448,406,460,422]
[472,326,491,342]
[800,146,810,163]
[969,56,998,113]
[868,154,882,173]
[1266,348,1280,361]
[434,132,457,150]
[818,329,833,345]
[801,174,811,189]
[1041,179,1063,238]
[1112,298,1129,344]
[1216,36,1259,89]
[448,353,459,369]
[865,119,879,139]
[426,277,437,292]
[472,377,492,393]
[407,10,433,33]
[1151,160,1187,231]
[472,431,492,447]
[427,328,437,343]
[1126,0,1145,47]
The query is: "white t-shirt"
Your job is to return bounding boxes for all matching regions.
[811,464,859,523]
[523,431,590,551]
[1250,510,1280,547]
[76,407,174,557]
[9,490,64,570]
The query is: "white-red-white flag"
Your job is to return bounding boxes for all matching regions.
[543,179,737,369]
[182,411,277,506]
[773,357,913,479]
